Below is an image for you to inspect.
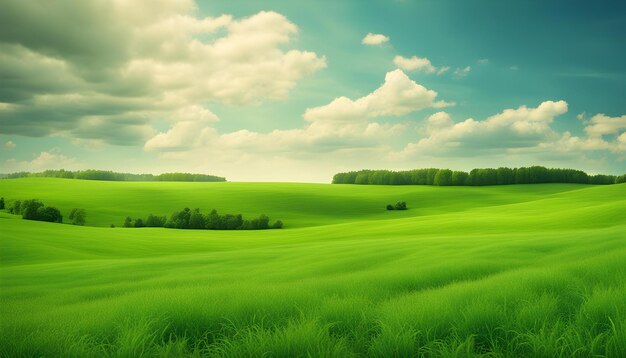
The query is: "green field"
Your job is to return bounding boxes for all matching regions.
[1,178,625,357]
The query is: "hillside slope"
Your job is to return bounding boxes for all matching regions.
[1,180,625,356]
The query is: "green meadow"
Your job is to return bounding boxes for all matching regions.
[1,178,625,357]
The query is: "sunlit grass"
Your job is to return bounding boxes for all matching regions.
[0,179,625,356]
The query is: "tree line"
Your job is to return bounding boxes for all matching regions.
[122,208,283,230]
[2,198,86,225]
[387,201,407,211]
[2,169,226,182]
[332,167,626,186]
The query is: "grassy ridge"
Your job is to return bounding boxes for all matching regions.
[0,177,591,228]
[1,179,625,356]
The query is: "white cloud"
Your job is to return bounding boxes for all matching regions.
[401,100,569,156]
[3,140,16,149]
[304,69,452,122]
[5,151,80,172]
[477,59,489,65]
[454,66,471,78]
[437,66,450,75]
[584,114,626,138]
[0,4,326,143]
[362,33,389,46]
[393,55,436,73]
[146,70,432,153]
[393,55,450,75]
[145,107,219,151]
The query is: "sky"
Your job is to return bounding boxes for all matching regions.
[0,0,625,182]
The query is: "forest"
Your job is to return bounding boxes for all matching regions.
[332,166,626,186]
[1,169,226,182]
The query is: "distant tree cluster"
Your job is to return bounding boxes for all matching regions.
[123,208,283,230]
[68,208,87,226]
[332,167,624,186]
[6,199,63,223]
[3,169,226,182]
[386,201,407,211]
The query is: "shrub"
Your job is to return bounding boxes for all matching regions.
[0,197,4,210]
[145,214,166,227]
[257,214,270,230]
[394,201,407,210]
[189,209,205,229]
[9,200,21,214]
[386,204,394,211]
[35,206,63,223]
[21,199,45,220]
[69,208,86,226]
[166,208,191,229]
[126,208,282,231]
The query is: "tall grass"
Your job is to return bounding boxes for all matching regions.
[0,180,625,356]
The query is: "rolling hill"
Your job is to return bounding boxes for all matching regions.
[1,178,625,356]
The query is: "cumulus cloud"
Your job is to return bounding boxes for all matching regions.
[0,2,326,144]
[3,140,15,149]
[584,114,626,138]
[401,100,569,156]
[362,33,389,45]
[145,69,441,154]
[144,107,219,151]
[393,55,435,73]
[4,151,80,172]
[539,113,626,155]
[304,69,451,122]
[393,55,450,75]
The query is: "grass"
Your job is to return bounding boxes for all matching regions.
[0,178,625,357]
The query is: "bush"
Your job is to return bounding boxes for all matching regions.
[21,199,44,220]
[69,208,86,226]
[145,214,166,227]
[394,201,407,210]
[126,208,283,231]
[134,218,144,228]
[35,206,63,223]
[386,204,394,211]
[189,209,205,229]
[8,200,22,214]
[0,197,4,210]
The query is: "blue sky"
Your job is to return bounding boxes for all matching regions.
[0,0,624,181]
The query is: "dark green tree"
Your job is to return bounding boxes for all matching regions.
[35,206,63,223]
[434,169,453,186]
[145,214,166,227]
[69,208,86,226]
[189,209,205,229]
[205,209,219,229]
[394,201,407,210]
[134,218,144,227]
[21,199,45,220]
